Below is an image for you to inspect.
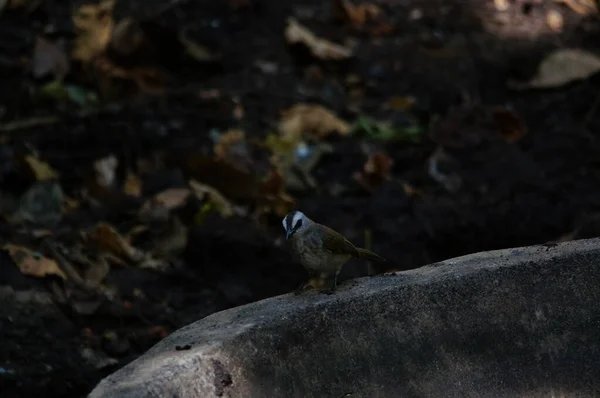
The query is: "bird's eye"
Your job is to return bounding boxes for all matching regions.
[294,219,303,229]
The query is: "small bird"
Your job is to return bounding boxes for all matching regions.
[282,210,385,294]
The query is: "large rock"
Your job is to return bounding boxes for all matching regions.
[89,239,600,398]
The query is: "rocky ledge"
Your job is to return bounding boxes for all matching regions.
[89,238,600,398]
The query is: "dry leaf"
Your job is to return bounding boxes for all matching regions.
[213,129,250,171]
[85,222,144,263]
[189,179,234,218]
[333,0,393,35]
[555,0,597,15]
[3,244,66,279]
[179,28,217,62]
[123,171,142,197]
[94,57,166,97]
[335,0,382,27]
[284,18,352,60]
[94,155,118,189]
[139,188,191,218]
[546,10,564,32]
[72,0,115,63]
[383,96,416,112]
[278,104,350,141]
[509,49,600,90]
[353,152,394,191]
[32,36,69,80]
[494,0,509,11]
[24,155,59,181]
[110,18,145,57]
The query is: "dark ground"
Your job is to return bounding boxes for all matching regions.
[2,0,600,397]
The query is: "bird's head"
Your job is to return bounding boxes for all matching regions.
[282,210,309,240]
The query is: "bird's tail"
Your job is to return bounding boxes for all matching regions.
[356,248,386,262]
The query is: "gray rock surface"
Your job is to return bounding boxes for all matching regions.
[89,238,600,398]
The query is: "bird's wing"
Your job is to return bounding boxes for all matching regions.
[319,224,360,257]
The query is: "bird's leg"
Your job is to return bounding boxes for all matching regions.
[321,272,338,295]
[293,269,317,295]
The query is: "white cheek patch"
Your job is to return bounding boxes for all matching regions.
[292,211,304,229]
[282,217,288,230]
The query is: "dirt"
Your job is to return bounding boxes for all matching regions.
[1,0,600,397]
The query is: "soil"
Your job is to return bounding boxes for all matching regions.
[2,0,600,397]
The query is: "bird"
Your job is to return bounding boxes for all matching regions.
[282,210,385,294]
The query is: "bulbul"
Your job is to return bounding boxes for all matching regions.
[282,210,385,294]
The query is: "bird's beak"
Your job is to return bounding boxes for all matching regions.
[286,229,292,240]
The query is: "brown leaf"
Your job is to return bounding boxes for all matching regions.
[333,0,393,35]
[278,104,350,141]
[353,152,394,191]
[3,244,66,279]
[123,171,142,197]
[110,18,145,57]
[32,36,69,80]
[85,222,144,263]
[189,179,235,218]
[555,0,597,15]
[546,10,564,32]
[24,155,59,181]
[509,49,600,90]
[139,188,191,220]
[179,28,217,63]
[72,0,115,63]
[213,129,252,172]
[94,57,166,97]
[284,18,352,60]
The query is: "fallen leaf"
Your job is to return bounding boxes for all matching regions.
[31,36,69,80]
[110,18,145,57]
[94,155,118,190]
[94,57,167,97]
[509,49,600,90]
[212,129,253,172]
[38,80,99,106]
[333,0,393,35]
[24,155,59,181]
[85,222,144,263]
[383,96,416,112]
[555,0,597,15]
[284,18,352,60]
[189,179,234,218]
[72,0,115,63]
[546,10,564,32]
[179,27,217,63]
[123,171,142,197]
[494,0,509,11]
[278,104,350,142]
[139,188,191,220]
[351,115,422,142]
[353,152,394,191]
[334,0,381,26]
[12,181,64,228]
[3,244,66,279]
